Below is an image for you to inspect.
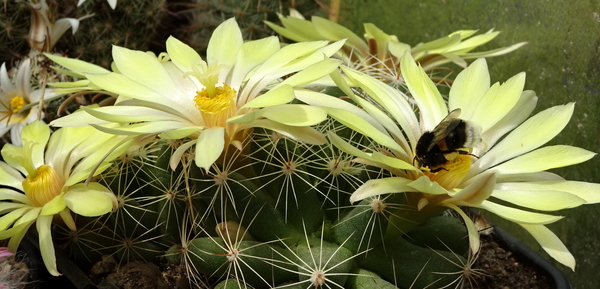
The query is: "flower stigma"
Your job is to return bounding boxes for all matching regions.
[187,60,237,127]
[22,165,63,207]
[423,154,472,190]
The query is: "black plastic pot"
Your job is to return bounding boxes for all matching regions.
[492,225,572,289]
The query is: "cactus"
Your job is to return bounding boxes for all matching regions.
[0,1,30,65]
[52,0,167,68]
[37,108,474,288]
[2,3,594,288]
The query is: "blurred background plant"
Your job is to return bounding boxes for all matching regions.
[0,0,599,289]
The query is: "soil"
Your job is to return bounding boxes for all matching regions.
[105,261,170,289]
[472,234,551,289]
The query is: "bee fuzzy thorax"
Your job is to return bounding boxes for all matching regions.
[414,108,482,173]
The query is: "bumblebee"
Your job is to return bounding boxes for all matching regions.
[414,109,481,173]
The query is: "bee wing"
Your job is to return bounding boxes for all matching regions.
[427,109,462,151]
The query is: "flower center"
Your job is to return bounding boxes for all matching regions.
[193,84,236,115]
[10,95,25,113]
[423,154,472,190]
[186,60,236,127]
[22,165,63,207]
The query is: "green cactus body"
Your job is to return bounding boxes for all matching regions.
[295,239,354,288]
[332,199,388,254]
[61,226,115,267]
[226,172,304,245]
[358,236,467,289]
[404,215,469,254]
[346,269,399,289]
[165,243,183,265]
[188,237,296,288]
[214,279,252,289]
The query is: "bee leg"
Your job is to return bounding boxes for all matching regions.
[457,150,479,159]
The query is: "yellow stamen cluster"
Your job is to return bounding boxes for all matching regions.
[423,154,472,190]
[194,84,236,114]
[193,84,236,127]
[22,165,63,207]
[10,96,25,113]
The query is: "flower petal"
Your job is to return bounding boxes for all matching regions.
[207,18,243,72]
[240,119,326,145]
[0,203,29,215]
[496,171,564,183]
[82,73,191,118]
[370,152,416,171]
[444,204,480,254]
[481,90,538,150]
[166,36,202,72]
[400,52,447,130]
[0,162,25,192]
[279,59,340,88]
[313,16,366,51]
[45,53,110,75]
[492,189,585,211]
[448,58,490,119]
[37,215,60,276]
[448,172,496,206]
[408,176,449,196]
[21,121,50,168]
[253,41,329,79]
[0,189,29,204]
[63,183,114,216]
[170,139,196,170]
[498,181,600,204]
[479,200,562,224]
[195,127,225,171]
[324,107,404,153]
[520,223,575,271]
[0,62,15,92]
[261,104,327,126]
[90,121,187,135]
[81,105,185,123]
[4,217,36,251]
[40,195,67,216]
[265,14,323,42]
[44,126,94,179]
[112,46,180,98]
[242,85,295,108]
[327,132,373,161]
[294,87,388,135]
[230,36,280,92]
[158,126,202,140]
[349,177,413,203]
[492,145,595,174]
[1,144,25,175]
[472,103,575,176]
[343,67,418,149]
[469,72,526,132]
[49,109,109,127]
[0,207,29,231]
[15,59,32,96]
